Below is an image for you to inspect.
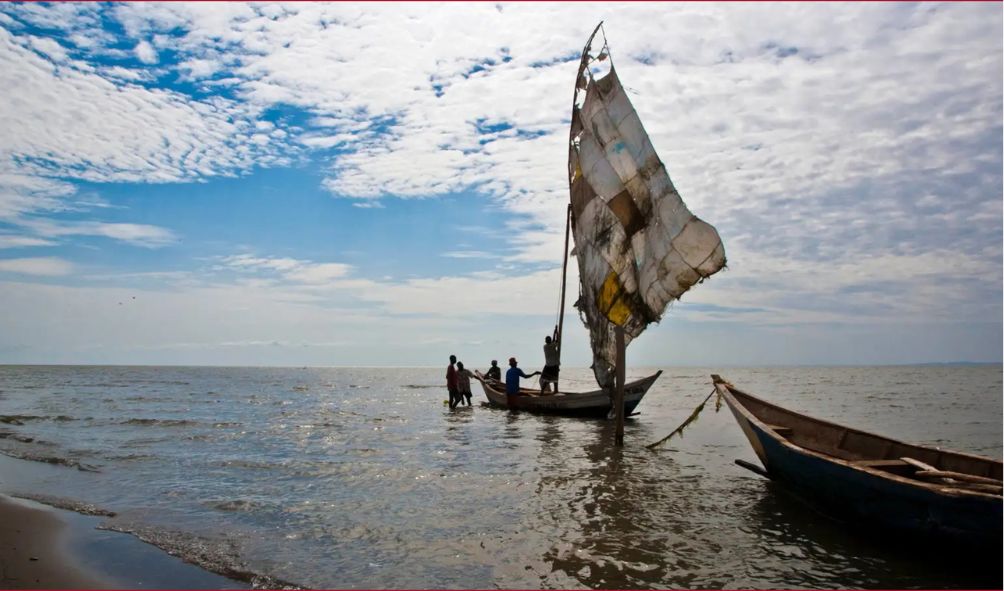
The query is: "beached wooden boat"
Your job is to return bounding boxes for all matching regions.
[713,374,1003,546]
[475,371,661,417]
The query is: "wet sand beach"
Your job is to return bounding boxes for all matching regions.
[0,492,246,590]
[0,494,109,589]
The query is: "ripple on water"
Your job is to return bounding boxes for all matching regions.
[0,365,1000,589]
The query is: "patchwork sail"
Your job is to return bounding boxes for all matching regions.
[568,24,726,388]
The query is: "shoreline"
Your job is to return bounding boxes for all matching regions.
[0,492,248,590]
[0,494,110,589]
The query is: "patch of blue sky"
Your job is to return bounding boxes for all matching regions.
[528,52,579,69]
[461,49,513,79]
[473,119,547,146]
[474,118,512,135]
[760,41,821,63]
[629,52,658,67]
[58,166,519,284]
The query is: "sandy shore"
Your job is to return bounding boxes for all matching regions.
[0,490,248,590]
[0,494,110,589]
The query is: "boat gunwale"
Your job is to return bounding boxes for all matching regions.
[714,376,1003,501]
[479,370,662,400]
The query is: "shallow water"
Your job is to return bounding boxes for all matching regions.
[0,365,1000,589]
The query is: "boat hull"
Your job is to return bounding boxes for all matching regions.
[716,376,1002,548]
[478,371,661,418]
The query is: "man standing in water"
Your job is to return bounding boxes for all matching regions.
[505,357,539,410]
[540,328,561,394]
[456,361,475,406]
[446,354,459,409]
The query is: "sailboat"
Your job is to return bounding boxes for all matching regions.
[477,23,726,416]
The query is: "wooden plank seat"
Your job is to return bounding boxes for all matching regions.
[766,424,793,436]
[852,459,909,468]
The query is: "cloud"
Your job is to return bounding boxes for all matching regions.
[134,39,158,64]
[0,3,999,365]
[0,234,56,249]
[178,57,221,79]
[441,251,497,259]
[351,201,385,209]
[220,254,352,284]
[87,2,995,274]
[0,25,294,185]
[0,257,73,276]
[13,218,177,248]
[0,170,78,219]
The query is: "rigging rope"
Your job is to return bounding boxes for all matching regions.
[645,387,722,449]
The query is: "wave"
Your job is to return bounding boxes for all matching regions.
[209,459,277,471]
[105,452,156,462]
[0,450,100,472]
[0,431,39,444]
[403,384,441,389]
[204,499,267,513]
[14,492,116,517]
[118,418,200,427]
[1,414,40,425]
[1,414,80,424]
[96,522,303,590]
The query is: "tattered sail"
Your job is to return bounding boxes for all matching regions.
[568,24,726,388]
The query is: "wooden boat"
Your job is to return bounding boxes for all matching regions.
[713,374,1002,547]
[475,371,661,418]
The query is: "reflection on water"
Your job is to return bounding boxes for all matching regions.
[0,365,1000,589]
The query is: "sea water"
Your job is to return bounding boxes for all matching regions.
[0,365,1000,589]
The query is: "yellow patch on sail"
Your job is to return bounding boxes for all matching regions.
[599,271,632,326]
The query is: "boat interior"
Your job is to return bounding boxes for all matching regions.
[725,384,1002,496]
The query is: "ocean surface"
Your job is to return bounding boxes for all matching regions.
[0,364,1000,589]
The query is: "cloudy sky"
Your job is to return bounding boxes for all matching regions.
[0,2,1001,367]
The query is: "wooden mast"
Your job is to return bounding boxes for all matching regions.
[614,325,626,446]
[556,204,572,360]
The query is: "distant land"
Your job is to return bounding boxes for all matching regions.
[908,361,1001,366]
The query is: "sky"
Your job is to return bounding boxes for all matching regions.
[0,2,1001,368]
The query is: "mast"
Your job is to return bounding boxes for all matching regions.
[556,203,572,360]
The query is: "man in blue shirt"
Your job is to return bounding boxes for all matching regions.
[505,357,539,410]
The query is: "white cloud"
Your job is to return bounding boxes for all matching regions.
[178,57,220,79]
[0,170,78,219]
[133,39,158,63]
[0,234,56,249]
[220,254,352,284]
[26,34,69,62]
[91,1,995,270]
[15,219,177,248]
[0,26,293,185]
[351,201,385,209]
[285,263,352,284]
[441,251,497,259]
[0,257,73,276]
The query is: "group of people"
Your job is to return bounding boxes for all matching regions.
[444,355,477,409]
[445,328,561,410]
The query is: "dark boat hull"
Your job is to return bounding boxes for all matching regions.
[716,376,1002,547]
[477,371,661,418]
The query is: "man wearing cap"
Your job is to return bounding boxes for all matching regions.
[505,357,540,410]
